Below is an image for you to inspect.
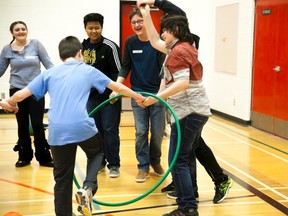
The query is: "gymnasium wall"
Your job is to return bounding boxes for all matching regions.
[0,0,255,123]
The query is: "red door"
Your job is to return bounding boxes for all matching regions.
[251,0,288,137]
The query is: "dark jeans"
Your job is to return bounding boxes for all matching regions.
[168,136,229,194]
[87,95,121,168]
[51,133,104,216]
[10,88,50,162]
[169,113,208,211]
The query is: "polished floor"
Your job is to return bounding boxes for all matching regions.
[0,111,288,215]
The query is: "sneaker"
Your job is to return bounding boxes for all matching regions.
[39,160,54,167]
[75,187,93,216]
[162,208,199,216]
[98,164,106,174]
[167,191,177,199]
[152,164,165,176]
[135,170,149,183]
[15,160,30,167]
[109,166,120,178]
[213,177,233,204]
[167,191,199,202]
[161,182,176,193]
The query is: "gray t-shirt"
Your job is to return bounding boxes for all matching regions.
[0,39,53,89]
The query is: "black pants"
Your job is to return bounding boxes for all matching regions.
[50,133,104,216]
[10,88,50,162]
[191,136,228,191]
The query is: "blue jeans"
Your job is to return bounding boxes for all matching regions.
[169,113,209,211]
[87,96,121,168]
[131,99,166,171]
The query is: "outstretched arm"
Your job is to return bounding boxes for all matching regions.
[6,88,33,106]
[107,80,145,105]
[143,79,189,106]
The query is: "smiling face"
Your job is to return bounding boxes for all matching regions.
[85,21,103,43]
[130,14,147,38]
[11,23,28,43]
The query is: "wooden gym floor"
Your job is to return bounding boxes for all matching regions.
[0,111,287,215]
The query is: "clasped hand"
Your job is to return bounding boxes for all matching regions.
[0,100,19,113]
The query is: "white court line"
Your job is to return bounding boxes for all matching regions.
[206,124,288,201]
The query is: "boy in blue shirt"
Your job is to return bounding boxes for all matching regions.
[4,35,145,216]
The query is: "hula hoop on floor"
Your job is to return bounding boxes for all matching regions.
[73,92,181,207]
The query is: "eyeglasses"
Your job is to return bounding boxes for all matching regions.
[131,19,144,26]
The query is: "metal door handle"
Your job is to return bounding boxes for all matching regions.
[273,66,281,72]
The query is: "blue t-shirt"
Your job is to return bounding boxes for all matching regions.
[119,35,164,93]
[27,60,110,146]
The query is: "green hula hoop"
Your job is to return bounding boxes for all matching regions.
[73,92,181,207]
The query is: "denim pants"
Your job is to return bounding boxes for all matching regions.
[169,113,209,211]
[87,96,121,168]
[131,99,166,171]
[51,133,104,216]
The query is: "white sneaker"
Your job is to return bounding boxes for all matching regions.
[75,187,93,216]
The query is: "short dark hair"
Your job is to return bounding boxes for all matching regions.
[129,8,142,21]
[160,15,194,45]
[58,36,82,60]
[83,13,104,28]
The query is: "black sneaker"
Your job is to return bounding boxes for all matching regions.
[39,161,54,167]
[167,191,199,202]
[162,208,199,216]
[213,177,233,203]
[15,160,30,167]
[167,191,177,199]
[161,182,176,193]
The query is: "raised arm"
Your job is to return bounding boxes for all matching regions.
[137,0,186,16]
[138,5,167,54]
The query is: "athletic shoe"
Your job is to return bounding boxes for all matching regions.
[75,187,93,216]
[152,164,165,176]
[167,191,199,202]
[98,164,106,174]
[15,160,30,167]
[162,208,199,216]
[135,170,149,183]
[213,177,233,203]
[167,191,177,199]
[39,160,54,167]
[109,166,120,178]
[161,182,176,193]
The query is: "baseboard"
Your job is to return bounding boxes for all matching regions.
[0,109,50,114]
[211,109,251,126]
[0,108,251,126]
